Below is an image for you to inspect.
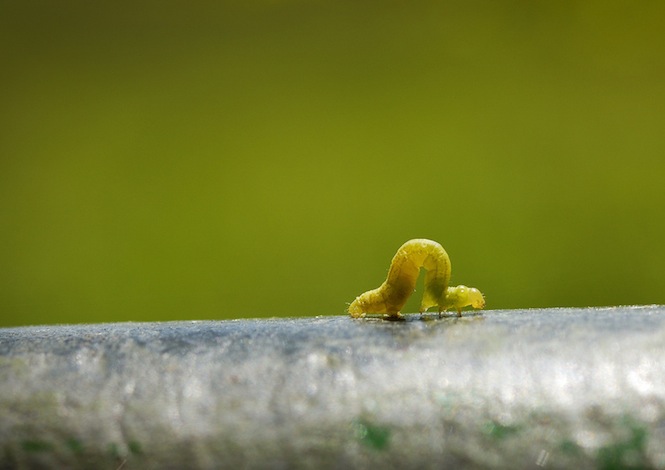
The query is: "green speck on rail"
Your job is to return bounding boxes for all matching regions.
[66,437,84,454]
[21,440,53,453]
[352,418,391,450]
[128,440,143,455]
[483,421,521,440]
[597,418,648,470]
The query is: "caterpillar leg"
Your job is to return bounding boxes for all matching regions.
[384,312,405,321]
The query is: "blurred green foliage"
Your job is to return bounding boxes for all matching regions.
[1,1,664,326]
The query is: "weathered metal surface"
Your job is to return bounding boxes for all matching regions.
[1,306,665,469]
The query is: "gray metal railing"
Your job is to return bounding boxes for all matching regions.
[1,306,664,469]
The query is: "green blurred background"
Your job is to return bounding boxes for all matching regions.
[1,1,664,327]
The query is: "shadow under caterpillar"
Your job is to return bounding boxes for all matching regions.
[348,239,485,319]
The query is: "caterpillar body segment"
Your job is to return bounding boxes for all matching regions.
[348,239,484,319]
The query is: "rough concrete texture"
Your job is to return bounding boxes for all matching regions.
[1,306,665,469]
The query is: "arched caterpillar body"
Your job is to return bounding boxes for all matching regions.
[348,239,485,319]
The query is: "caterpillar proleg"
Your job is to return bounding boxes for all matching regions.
[348,239,485,319]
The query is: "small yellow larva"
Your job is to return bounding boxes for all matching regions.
[348,239,485,319]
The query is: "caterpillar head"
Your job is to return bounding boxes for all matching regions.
[446,285,486,310]
[466,287,486,309]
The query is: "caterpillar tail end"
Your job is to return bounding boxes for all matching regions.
[348,305,363,318]
[348,297,366,318]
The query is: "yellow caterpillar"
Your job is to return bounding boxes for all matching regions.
[348,239,485,319]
